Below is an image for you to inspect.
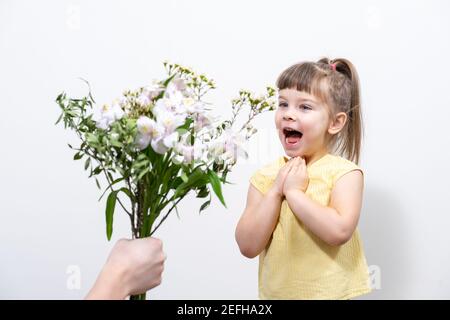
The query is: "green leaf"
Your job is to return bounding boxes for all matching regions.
[177,118,194,133]
[199,199,211,214]
[95,178,101,190]
[73,152,83,160]
[133,160,149,169]
[118,187,135,202]
[84,158,91,170]
[126,118,136,131]
[90,166,102,176]
[173,168,209,198]
[207,170,227,208]
[98,177,124,201]
[145,144,161,163]
[105,190,119,241]
[110,139,123,148]
[163,73,176,87]
[196,186,209,198]
[161,163,179,189]
[174,202,180,219]
[136,166,150,182]
[86,133,99,145]
[170,177,183,190]
[56,92,65,102]
[181,171,188,183]
[54,113,63,125]
[136,153,148,162]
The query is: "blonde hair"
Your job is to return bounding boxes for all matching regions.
[276,57,364,164]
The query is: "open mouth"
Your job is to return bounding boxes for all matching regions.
[283,128,303,146]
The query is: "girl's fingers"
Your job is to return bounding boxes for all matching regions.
[295,157,304,173]
[287,157,298,172]
[300,158,305,170]
[283,156,306,172]
[282,159,294,172]
[288,159,297,170]
[292,157,300,172]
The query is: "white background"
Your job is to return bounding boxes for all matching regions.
[1,0,449,299]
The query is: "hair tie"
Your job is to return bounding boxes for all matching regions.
[330,63,336,71]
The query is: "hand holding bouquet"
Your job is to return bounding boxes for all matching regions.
[55,62,276,299]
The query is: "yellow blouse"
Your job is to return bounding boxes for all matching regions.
[249,153,371,299]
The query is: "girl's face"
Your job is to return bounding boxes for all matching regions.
[275,88,332,161]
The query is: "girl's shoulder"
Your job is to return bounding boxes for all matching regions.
[257,156,286,177]
[318,153,364,184]
[248,156,285,194]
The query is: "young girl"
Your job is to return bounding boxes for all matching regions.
[235,58,371,300]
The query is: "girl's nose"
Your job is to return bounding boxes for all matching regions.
[283,110,296,121]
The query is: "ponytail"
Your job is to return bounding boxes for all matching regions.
[318,57,364,164]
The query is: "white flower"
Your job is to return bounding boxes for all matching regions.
[172,78,187,92]
[117,96,128,107]
[153,99,170,118]
[183,98,206,114]
[116,96,132,115]
[153,98,188,118]
[137,116,164,139]
[150,131,179,154]
[137,93,151,107]
[165,83,184,107]
[153,81,201,117]
[143,81,163,99]
[194,112,215,132]
[136,116,165,150]
[182,97,195,107]
[224,130,247,160]
[135,112,185,154]
[157,111,186,134]
[151,139,167,154]
[163,131,179,148]
[93,102,124,129]
[172,154,185,165]
[94,117,110,130]
[208,129,247,164]
[112,102,125,118]
[136,83,163,108]
[208,139,225,159]
[174,140,205,164]
[136,134,152,151]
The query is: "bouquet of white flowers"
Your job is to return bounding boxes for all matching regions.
[55,62,276,299]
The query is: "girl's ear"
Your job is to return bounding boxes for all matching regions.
[327,112,347,135]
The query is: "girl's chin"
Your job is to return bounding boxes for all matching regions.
[284,149,303,158]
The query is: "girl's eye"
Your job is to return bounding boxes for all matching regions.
[300,104,311,110]
[278,102,288,107]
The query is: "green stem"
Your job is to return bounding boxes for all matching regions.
[130,292,146,300]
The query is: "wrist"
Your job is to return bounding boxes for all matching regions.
[268,187,284,200]
[285,188,303,200]
[86,263,129,300]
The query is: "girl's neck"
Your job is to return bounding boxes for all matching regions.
[284,149,329,167]
[305,150,329,167]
